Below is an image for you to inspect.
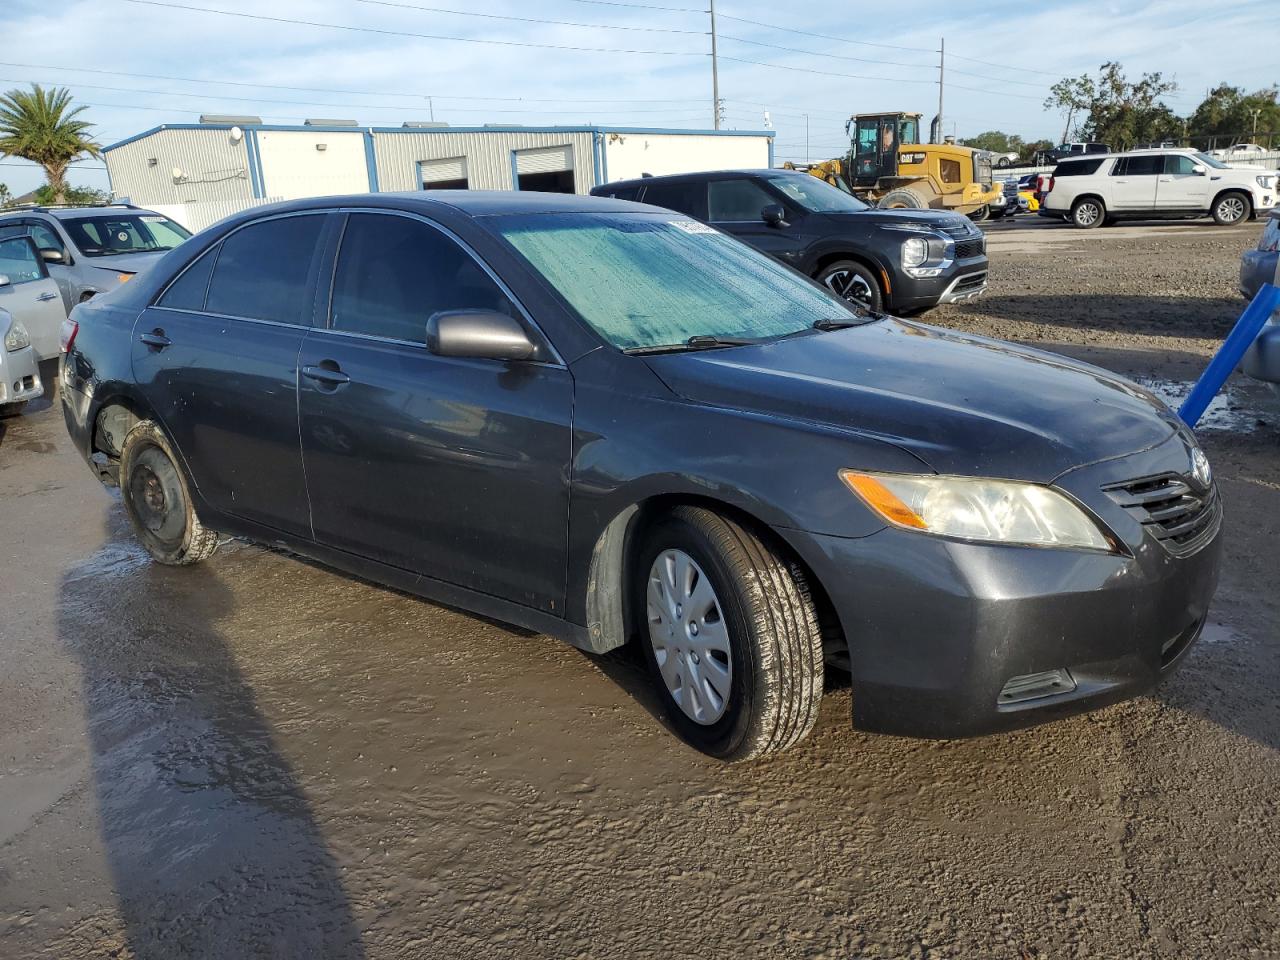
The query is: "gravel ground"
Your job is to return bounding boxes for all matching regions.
[0,218,1278,959]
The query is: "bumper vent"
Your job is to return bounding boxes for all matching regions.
[1103,473,1221,556]
[998,669,1077,705]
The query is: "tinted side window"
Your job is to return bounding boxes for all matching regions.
[707,179,775,221]
[1123,156,1162,176]
[640,181,708,219]
[1165,154,1197,175]
[157,244,218,311]
[205,215,325,324]
[330,213,516,345]
[29,222,64,253]
[1055,158,1104,176]
[0,237,47,284]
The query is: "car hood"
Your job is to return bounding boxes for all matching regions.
[83,251,166,274]
[820,208,976,232]
[642,319,1178,482]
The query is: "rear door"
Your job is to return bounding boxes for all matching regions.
[132,211,331,537]
[1108,156,1161,211]
[298,210,573,611]
[0,235,67,360]
[1156,154,1210,210]
[706,177,804,266]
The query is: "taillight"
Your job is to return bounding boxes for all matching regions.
[1045,176,1055,194]
[60,318,78,354]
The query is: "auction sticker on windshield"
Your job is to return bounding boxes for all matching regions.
[669,220,717,234]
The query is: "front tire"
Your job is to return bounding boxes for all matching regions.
[1212,191,1250,226]
[877,188,926,210]
[119,420,219,565]
[634,507,824,761]
[815,260,883,312]
[968,204,990,223]
[1070,197,1105,228]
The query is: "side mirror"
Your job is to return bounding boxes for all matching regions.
[1192,164,1207,176]
[761,204,788,228]
[426,309,536,361]
[0,274,10,288]
[39,248,65,264]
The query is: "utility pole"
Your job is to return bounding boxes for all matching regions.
[428,96,434,122]
[709,0,720,130]
[936,37,945,144]
[805,113,810,164]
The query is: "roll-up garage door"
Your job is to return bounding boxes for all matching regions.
[515,145,574,175]
[420,156,468,186]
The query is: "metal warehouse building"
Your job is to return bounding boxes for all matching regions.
[103,119,775,231]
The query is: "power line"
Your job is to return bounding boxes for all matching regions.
[715,13,935,55]
[119,0,705,57]
[560,0,701,12]
[351,0,705,34]
[718,33,925,70]
[718,54,935,86]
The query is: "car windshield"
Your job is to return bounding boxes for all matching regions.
[494,212,866,350]
[1193,151,1230,169]
[763,174,870,212]
[61,213,192,257]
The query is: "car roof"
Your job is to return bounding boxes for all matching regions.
[0,205,166,221]
[594,169,796,190]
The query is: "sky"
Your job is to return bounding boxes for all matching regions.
[2,0,1277,196]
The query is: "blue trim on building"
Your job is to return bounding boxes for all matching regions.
[363,131,380,192]
[509,150,521,190]
[244,128,264,199]
[768,137,775,169]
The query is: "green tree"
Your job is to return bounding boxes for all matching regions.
[1187,84,1280,147]
[1045,63,1180,150]
[0,182,11,209]
[0,84,100,205]
[32,183,108,206]
[965,130,1024,154]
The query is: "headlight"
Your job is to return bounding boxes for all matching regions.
[4,319,31,352]
[1257,175,1275,189]
[901,237,928,268]
[840,470,1113,551]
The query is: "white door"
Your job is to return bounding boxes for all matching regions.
[1108,155,1161,211]
[0,236,68,361]
[1155,154,1211,211]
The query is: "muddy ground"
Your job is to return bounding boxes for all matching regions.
[1,218,1278,959]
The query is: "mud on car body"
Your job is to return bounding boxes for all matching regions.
[61,191,1221,760]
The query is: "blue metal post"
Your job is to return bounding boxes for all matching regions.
[1178,282,1280,427]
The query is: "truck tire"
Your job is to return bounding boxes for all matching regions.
[815,260,882,311]
[633,506,824,761]
[968,205,991,223]
[1070,197,1105,229]
[878,189,926,209]
[1212,191,1250,226]
[119,420,219,566]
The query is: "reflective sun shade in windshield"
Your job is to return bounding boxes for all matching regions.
[495,213,860,350]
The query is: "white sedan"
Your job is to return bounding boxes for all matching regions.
[0,306,44,417]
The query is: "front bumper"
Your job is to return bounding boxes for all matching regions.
[891,258,989,311]
[0,345,44,406]
[786,430,1222,738]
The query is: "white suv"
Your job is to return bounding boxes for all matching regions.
[1041,149,1277,229]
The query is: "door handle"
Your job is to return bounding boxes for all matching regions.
[302,363,351,387]
[36,292,58,302]
[139,329,171,349]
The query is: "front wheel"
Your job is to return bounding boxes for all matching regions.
[968,204,990,223]
[815,260,882,312]
[1070,197,1105,229]
[1212,192,1250,226]
[119,420,219,565]
[634,507,824,761]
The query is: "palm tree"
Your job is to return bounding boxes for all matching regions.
[0,84,100,204]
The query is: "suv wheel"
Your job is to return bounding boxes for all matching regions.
[119,420,219,565]
[1070,197,1105,229]
[634,507,824,761]
[816,260,882,311]
[1212,192,1250,226]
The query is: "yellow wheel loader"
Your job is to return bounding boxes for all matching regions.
[787,113,1004,221]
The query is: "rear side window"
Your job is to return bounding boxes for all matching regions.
[157,245,218,311]
[707,179,775,221]
[205,214,325,324]
[330,213,516,345]
[1054,158,1105,176]
[640,181,708,219]
[1113,156,1162,176]
[0,236,47,284]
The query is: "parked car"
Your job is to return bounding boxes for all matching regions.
[1239,209,1280,300]
[62,192,1222,759]
[1242,315,1279,402]
[0,306,44,417]
[1210,143,1268,161]
[0,234,67,361]
[1040,149,1278,228]
[0,204,192,312]
[591,170,988,315]
[992,151,1021,168]
[1045,142,1110,163]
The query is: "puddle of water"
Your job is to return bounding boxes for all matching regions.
[1132,377,1264,433]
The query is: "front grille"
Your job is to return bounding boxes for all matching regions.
[954,238,985,260]
[1103,473,1221,556]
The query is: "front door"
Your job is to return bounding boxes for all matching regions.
[0,236,67,360]
[1108,155,1161,211]
[1156,154,1211,210]
[132,212,330,537]
[298,211,573,611]
[707,178,804,267]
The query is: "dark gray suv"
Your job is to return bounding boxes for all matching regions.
[61,191,1221,760]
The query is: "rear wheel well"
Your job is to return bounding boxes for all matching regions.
[92,396,153,461]
[586,494,846,671]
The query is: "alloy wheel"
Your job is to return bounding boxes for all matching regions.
[822,270,874,306]
[646,549,733,725]
[1217,196,1246,223]
[1075,202,1101,227]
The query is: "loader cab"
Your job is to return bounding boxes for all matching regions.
[850,113,921,187]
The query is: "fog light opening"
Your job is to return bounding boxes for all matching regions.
[998,668,1077,705]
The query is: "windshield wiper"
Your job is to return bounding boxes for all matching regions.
[623,334,760,356]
